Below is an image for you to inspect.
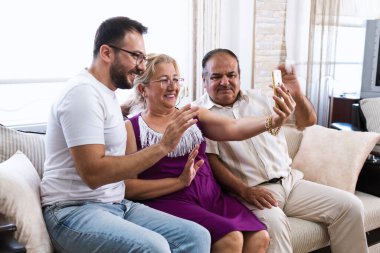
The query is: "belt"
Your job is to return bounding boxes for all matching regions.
[261,177,284,185]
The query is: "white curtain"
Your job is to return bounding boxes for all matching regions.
[285,0,340,127]
[285,0,380,127]
[192,0,221,100]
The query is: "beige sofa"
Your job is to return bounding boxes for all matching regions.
[1,123,380,253]
[283,125,380,253]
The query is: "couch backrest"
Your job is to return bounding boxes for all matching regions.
[282,125,304,159]
[0,125,45,178]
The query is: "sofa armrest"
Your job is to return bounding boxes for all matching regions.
[356,156,380,197]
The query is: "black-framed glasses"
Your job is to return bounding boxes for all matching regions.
[150,77,184,89]
[108,44,147,66]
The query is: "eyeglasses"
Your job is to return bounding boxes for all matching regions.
[108,44,147,66]
[150,77,184,89]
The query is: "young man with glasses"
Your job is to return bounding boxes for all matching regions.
[40,16,211,253]
[195,48,368,253]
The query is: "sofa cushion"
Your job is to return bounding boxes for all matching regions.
[283,125,303,160]
[289,191,380,253]
[0,151,53,253]
[0,125,45,178]
[291,125,380,193]
[356,191,380,232]
[289,217,329,253]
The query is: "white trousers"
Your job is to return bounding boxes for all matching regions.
[243,170,368,253]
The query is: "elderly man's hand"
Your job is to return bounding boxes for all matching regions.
[278,64,302,99]
[272,84,296,128]
[241,186,278,210]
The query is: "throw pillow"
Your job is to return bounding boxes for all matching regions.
[291,125,380,193]
[360,97,380,134]
[0,125,45,178]
[0,151,53,253]
[360,98,380,153]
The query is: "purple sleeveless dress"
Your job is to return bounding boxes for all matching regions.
[129,114,266,243]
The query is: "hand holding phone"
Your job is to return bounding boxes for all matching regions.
[272,70,282,97]
[272,70,283,108]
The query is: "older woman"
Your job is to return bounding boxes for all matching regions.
[124,54,295,253]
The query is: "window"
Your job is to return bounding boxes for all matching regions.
[333,19,366,96]
[0,0,192,127]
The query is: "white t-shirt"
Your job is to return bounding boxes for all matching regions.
[195,89,293,186]
[41,70,126,206]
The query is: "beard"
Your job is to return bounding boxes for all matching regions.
[110,59,136,90]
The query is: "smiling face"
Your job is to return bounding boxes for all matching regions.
[145,62,181,110]
[109,31,146,89]
[203,52,241,106]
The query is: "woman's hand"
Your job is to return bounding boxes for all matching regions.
[178,145,204,187]
[272,84,296,128]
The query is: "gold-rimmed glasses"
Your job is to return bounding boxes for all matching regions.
[149,77,184,89]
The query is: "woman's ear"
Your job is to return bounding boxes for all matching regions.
[137,84,146,97]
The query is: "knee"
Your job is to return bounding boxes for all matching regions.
[135,233,171,253]
[347,194,365,217]
[227,231,244,247]
[244,230,270,252]
[255,230,270,249]
[213,231,243,252]
[259,207,290,233]
[184,224,211,252]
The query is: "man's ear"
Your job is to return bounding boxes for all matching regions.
[202,77,207,89]
[99,44,113,63]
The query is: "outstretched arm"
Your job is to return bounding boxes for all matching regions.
[199,86,296,141]
[278,64,317,129]
[207,153,277,210]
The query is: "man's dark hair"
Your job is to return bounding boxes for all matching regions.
[201,48,241,77]
[93,16,148,57]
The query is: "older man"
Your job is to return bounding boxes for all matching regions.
[195,48,368,253]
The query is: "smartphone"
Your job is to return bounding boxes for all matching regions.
[272,70,282,108]
[272,70,282,97]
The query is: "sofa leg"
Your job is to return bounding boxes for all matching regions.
[0,213,26,253]
[367,227,380,247]
[0,235,26,253]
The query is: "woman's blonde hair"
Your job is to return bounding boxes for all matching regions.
[121,53,180,116]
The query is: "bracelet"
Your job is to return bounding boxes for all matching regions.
[265,115,281,136]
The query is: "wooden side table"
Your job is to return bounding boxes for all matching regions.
[329,95,360,127]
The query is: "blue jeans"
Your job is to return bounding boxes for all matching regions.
[43,199,211,253]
